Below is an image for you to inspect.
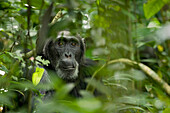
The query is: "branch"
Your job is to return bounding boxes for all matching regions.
[36,3,53,55]
[24,48,36,59]
[24,9,62,58]
[86,58,170,96]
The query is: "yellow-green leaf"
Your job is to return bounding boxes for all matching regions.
[157,45,164,52]
[32,67,44,86]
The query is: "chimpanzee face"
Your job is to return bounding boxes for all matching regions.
[44,31,85,80]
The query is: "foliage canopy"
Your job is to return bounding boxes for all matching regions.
[0,0,170,113]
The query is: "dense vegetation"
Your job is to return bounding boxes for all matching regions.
[0,0,170,112]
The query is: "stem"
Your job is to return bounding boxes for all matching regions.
[27,0,32,113]
[86,58,170,96]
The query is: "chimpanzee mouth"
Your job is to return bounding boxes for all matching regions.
[61,66,75,71]
[56,62,79,79]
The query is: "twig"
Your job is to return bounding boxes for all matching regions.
[86,58,170,96]
[51,10,62,24]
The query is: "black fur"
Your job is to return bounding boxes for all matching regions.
[37,31,96,97]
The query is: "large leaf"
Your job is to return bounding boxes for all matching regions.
[32,67,44,86]
[143,0,170,19]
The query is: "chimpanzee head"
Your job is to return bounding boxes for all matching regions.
[43,31,85,80]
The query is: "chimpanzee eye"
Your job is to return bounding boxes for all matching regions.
[71,42,77,47]
[71,42,76,46]
[58,41,64,46]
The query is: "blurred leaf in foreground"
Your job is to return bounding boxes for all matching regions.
[32,67,44,86]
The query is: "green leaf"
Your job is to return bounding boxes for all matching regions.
[76,98,102,112]
[96,0,101,5]
[163,107,170,113]
[143,0,170,19]
[32,67,44,86]
[140,59,157,63]
[0,64,8,73]
[147,18,161,28]
[36,56,50,66]
[56,83,75,99]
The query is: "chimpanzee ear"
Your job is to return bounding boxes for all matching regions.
[81,38,86,49]
[43,39,53,59]
[79,38,86,64]
[82,38,85,44]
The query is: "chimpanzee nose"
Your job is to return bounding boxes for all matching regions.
[65,52,72,58]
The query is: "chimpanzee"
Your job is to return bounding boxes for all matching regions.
[37,30,96,97]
